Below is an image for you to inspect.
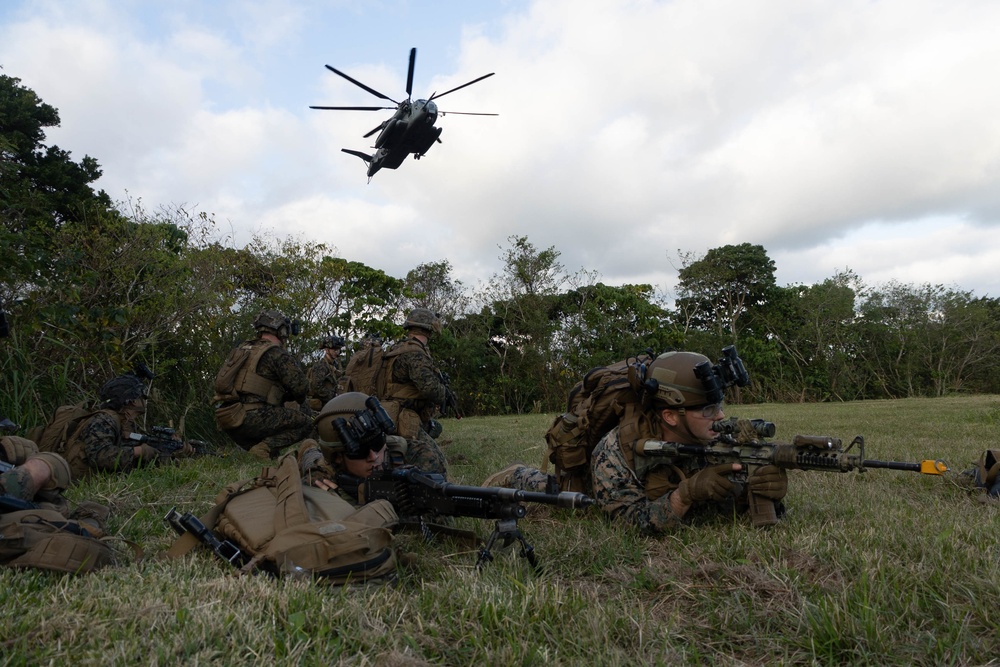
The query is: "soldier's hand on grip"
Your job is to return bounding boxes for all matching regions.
[675,463,738,506]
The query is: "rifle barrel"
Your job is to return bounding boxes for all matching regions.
[863,459,947,475]
[432,483,586,508]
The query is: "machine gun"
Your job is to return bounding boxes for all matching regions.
[337,466,593,570]
[635,417,948,527]
[127,426,212,457]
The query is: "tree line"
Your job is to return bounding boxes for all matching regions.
[3,73,999,440]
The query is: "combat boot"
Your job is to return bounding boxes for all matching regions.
[482,463,525,488]
[248,442,272,461]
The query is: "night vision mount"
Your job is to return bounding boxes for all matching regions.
[694,345,750,404]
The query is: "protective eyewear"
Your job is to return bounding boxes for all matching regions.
[690,402,724,419]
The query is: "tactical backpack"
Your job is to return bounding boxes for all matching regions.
[27,403,95,454]
[0,507,116,574]
[338,338,387,397]
[167,453,398,584]
[543,352,657,493]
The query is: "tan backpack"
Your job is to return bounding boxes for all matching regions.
[167,454,398,584]
[543,352,656,493]
[0,507,116,574]
[337,337,387,396]
[26,403,94,454]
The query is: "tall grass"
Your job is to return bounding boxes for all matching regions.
[2,396,999,665]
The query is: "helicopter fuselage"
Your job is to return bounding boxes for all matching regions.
[366,99,442,175]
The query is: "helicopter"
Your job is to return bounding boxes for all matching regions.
[311,48,496,179]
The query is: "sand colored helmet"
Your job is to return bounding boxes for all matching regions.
[315,392,395,459]
[645,351,713,407]
[253,310,294,339]
[315,392,370,443]
[99,374,147,410]
[403,308,442,336]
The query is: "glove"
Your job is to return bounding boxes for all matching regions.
[1,435,39,465]
[747,465,788,500]
[675,463,737,506]
[135,444,160,464]
[172,441,197,459]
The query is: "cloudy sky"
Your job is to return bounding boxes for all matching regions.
[3,0,1000,300]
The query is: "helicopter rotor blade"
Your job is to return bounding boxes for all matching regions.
[405,48,416,100]
[428,72,495,101]
[310,105,397,111]
[323,64,399,104]
[438,111,500,116]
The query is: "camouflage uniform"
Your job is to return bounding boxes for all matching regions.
[381,337,448,475]
[306,358,342,410]
[0,446,73,514]
[590,426,750,534]
[481,463,552,493]
[64,410,148,480]
[0,467,36,501]
[222,341,314,458]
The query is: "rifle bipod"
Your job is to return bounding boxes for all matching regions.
[476,518,540,572]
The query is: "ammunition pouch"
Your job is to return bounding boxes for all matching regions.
[214,402,247,430]
[397,408,423,440]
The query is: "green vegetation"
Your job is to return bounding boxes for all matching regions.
[2,397,998,665]
[5,73,1000,439]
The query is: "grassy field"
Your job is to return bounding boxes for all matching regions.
[3,396,1000,666]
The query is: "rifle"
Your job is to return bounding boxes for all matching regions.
[127,425,212,457]
[437,372,463,419]
[336,466,593,570]
[635,417,948,527]
[0,494,38,513]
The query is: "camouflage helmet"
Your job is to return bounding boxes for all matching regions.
[253,309,293,339]
[99,373,147,410]
[403,308,442,336]
[319,335,345,350]
[645,351,713,408]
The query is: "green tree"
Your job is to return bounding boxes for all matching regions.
[475,236,565,413]
[674,243,778,344]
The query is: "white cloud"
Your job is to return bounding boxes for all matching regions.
[3,0,1000,299]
